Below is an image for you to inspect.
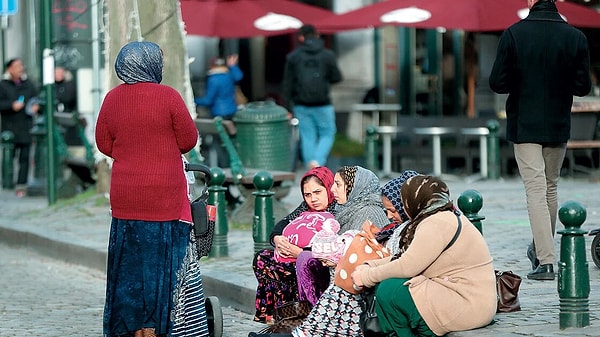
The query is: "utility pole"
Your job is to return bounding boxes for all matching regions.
[41,0,56,204]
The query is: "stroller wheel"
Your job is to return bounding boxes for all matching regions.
[205,296,223,337]
[592,233,600,269]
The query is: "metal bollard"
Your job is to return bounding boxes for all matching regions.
[557,201,590,329]
[486,119,500,180]
[1,131,15,189]
[457,189,485,234]
[207,167,228,257]
[365,125,378,173]
[252,170,275,253]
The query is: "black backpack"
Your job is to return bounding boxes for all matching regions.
[294,53,330,105]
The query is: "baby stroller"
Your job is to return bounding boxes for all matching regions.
[185,162,223,337]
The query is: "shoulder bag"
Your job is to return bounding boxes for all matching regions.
[495,270,522,312]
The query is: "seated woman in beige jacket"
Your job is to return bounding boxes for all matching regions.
[352,175,497,336]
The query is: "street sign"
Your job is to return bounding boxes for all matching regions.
[0,0,18,15]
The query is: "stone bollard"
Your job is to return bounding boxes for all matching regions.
[486,119,500,180]
[207,167,228,258]
[557,201,590,329]
[457,189,485,234]
[252,170,275,253]
[1,130,15,189]
[365,125,378,173]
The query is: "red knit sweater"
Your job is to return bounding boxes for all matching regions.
[95,83,198,222]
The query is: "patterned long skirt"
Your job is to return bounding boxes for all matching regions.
[292,284,363,337]
[252,249,299,323]
[103,219,209,337]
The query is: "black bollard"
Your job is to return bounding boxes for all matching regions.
[486,120,500,180]
[557,201,590,329]
[457,189,485,234]
[1,131,15,189]
[365,125,378,173]
[252,171,275,253]
[207,167,228,257]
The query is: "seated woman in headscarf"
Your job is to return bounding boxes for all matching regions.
[291,166,389,337]
[252,166,336,323]
[352,175,497,337]
[248,169,421,337]
[376,170,420,245]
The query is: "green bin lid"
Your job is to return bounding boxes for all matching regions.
[233,101,288,123]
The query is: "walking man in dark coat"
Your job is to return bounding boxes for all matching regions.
[489,0,591,280]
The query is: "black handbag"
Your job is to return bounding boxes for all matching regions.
[358,288,386,337]
[191,197,215,258]
[186,163,215,259]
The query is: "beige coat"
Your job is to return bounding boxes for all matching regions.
[362,211,497,336]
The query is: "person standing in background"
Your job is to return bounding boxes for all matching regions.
[54,66,82,146]
[0,58,40,197]
[489,0,591,280]
[282,24,342,170]
[194,54,243,120]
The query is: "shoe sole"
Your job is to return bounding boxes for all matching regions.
[527,273,555,280]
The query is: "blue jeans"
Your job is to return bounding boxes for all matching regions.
[293,104,336,168]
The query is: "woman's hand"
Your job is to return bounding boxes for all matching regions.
[226,54,239,67]
[273,235,301,258]
[351,264,370,289]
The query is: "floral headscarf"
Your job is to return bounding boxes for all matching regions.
[114,41,163,84]
[395,175,454,256]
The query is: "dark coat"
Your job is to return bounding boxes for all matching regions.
[282,37,342,110]
[489,1,591,144]
[0,76,39,144]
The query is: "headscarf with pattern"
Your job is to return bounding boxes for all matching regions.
[381,170,420,223]
[334,166,389,232]
[114,41,163,84]
[301,166,335,205]
[395,175,454,257]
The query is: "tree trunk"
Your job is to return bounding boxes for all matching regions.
[96,0,197,194]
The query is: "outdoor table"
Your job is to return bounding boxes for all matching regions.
[413,127,456,177]
[461,127,489,180]
[352,103,401,142]
[376,126,404,178]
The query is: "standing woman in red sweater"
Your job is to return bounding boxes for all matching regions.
[96,41,207,337]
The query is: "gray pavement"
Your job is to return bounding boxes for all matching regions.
[1,171,600,336]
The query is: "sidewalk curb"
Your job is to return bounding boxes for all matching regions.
[0,225,255,314]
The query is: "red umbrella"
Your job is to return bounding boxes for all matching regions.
[315,0,600,32]
[179,0,336,38]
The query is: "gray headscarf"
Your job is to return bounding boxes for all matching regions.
[114,41,163,84]
[334,166,389,232]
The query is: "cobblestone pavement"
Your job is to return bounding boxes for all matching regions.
[0,243,263,337]
[2,172,600,336]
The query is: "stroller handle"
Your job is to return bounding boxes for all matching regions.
[185,163,212,184]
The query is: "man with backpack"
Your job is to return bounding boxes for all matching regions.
[282,24,343,170]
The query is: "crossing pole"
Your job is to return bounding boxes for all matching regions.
[41,0,56,204]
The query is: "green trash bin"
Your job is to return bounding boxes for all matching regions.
[233,101,290,171]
